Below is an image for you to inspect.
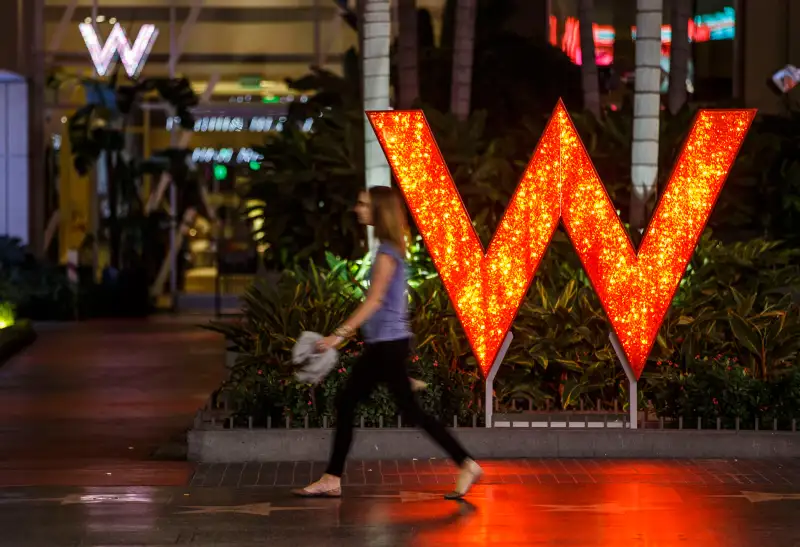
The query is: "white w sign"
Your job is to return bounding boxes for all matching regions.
[79,23,158,78]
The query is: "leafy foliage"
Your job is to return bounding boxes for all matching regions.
[51,69,206,310]
[208,223,800,425]
[0,237,72,320]
[503,279,625,411]
[642,355,800,428]
[204,261,478,426]
[246,109,366,269]
[207,6,800,423]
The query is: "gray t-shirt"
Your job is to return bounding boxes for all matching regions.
[361,242,412,343]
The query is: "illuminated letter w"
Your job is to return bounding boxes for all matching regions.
[367,102,754,379]
[79,23,158,78]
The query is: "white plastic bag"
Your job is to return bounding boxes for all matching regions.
[292,331,338,385]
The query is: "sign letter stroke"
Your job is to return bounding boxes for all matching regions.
[367,101,754,379]
[79,23,158,78]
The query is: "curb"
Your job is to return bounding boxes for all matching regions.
[0,320,36,369]
[188,427,800,462]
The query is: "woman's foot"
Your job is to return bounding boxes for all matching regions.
[291,474,342,498]
[444,459,483,500]
[409,377,428,391]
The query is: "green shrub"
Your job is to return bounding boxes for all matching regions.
[642,355,800,428]
[643,356,766,427]
[0,236,73,320]
[216,344,480,428]
[207,227,800,425]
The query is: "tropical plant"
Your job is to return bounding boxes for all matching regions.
[246,109,366,269]
[652,234,800,367]
[503,279,625,410]
[205,262,359,358]
[727,294,800,380]
[60,73,199,271]
[0,236,72,320]
[204,260,479,426]
[643,355,770,428]
[207,222,800,424]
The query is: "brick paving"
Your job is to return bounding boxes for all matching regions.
[2,476,800,545]
[190,458,800,488]
[3,321,800,544]
[0,318,225,487]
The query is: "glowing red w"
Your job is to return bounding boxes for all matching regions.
[367,102,754,379]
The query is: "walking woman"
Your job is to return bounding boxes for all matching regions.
[292,186,482,499]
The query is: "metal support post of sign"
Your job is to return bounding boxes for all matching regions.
[484,332,514,428]
[609,331,637,429]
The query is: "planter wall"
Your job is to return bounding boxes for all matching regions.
[188,427,800,462]
[0,320,36,369]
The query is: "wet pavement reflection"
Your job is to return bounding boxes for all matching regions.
[0,319,225,487]
[1,321,800,545]
[1,479,799,546]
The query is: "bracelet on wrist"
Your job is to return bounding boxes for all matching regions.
[333,325,355,339]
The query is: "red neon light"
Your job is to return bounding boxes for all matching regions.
[552,18,722,66]
[367,103,754,378]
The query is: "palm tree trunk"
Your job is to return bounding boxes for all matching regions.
[578,0,601,118]
[397,0,419,109]
[667,0,691,114]
[450,0,477,121]
[629,0,662,233]
[360,0,392,189]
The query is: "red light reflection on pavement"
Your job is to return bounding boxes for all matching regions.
[403,484,723,546]
[344,461,733,546]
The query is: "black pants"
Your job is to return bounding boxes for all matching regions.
[326,338,471,477]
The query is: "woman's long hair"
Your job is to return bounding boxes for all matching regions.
[370,186,408,254]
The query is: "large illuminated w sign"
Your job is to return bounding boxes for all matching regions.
[368,103,754,379]
[79,23,158,78]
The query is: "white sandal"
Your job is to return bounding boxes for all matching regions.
[291,476,342,498]
[409,377,428,391]
[445,459,483,500]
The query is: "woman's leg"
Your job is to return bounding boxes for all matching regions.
[325,347,380,477]
[379,340,470,466]
[380,339,482,498]
[293,346,380,497]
